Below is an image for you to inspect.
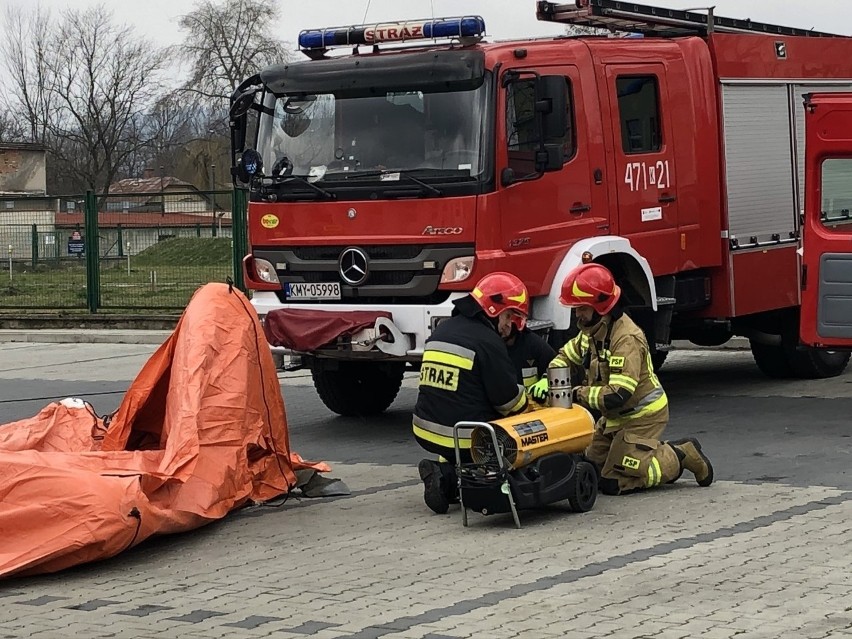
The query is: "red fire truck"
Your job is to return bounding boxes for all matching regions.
[229,0,852,416]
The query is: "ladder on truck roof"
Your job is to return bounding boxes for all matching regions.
[536,0,844,38]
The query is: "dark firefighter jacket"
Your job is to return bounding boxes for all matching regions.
[550,310,668,430]
[413,296,528,452]
[507,328,557,388]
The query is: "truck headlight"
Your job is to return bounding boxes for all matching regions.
[254,257,280,284]
[440,257,474,283]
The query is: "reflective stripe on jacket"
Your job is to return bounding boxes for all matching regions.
[551,332,590,368]
[413,301,528,451]
[551,313,668,430]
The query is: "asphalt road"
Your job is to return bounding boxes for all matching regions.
[2,343,852,488]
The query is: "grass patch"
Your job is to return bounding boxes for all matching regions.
[0,237,236,310]
[133,237,232,267]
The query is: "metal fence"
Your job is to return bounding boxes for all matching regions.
[0,189,248,311]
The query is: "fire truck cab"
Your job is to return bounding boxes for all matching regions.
[801,93,852,350]
[230,1,852,417]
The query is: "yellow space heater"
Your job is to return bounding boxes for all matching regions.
[470,406,595,470]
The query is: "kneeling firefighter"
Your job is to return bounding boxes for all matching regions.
[540,263,714,495]
[414,272,531,514]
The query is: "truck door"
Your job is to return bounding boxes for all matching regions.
[800,93,852,348]
[500,65,606,252]
[604,64,679,270]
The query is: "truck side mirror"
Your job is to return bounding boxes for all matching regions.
[537,75,568,138]
[234,149,264,185]
[229,75,262,185]
[536,144,564,173]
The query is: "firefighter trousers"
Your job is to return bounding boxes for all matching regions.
[584,408,681,494]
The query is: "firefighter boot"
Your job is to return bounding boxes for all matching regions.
[418,459,451,514]
[669,438,714,487]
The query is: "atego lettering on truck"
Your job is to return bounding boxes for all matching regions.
[230,2,852,418]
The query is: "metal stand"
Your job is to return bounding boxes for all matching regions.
[452,421,522,529]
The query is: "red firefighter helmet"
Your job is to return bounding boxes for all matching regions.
[559,263,621,315]
[471,272,529,330]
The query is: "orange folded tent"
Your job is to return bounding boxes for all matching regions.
[0,282,327,578]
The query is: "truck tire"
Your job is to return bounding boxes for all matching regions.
[310,361,405,416]
[787,348,850,379]
[750,340,795,378]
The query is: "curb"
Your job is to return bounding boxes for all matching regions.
[0,315,179,331]
[0,329,172,345]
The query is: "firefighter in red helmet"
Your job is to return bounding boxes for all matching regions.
[414,272,531,514]
[541,262,714,495]
[489,273,557,395]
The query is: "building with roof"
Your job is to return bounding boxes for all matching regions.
[105,168,214,214]
[0,165,231,263]
[0,143,47,196]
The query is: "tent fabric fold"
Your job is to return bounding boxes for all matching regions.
[0,283,327,578]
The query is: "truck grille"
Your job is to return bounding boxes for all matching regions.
[291,245,425,260]
[253,244,474,305]
[300,270,414,286]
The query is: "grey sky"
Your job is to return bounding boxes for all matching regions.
[3,0,851,55]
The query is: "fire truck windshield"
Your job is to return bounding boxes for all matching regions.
[256,81,490,185]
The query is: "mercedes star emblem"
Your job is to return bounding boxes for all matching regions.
[338,247,369,286]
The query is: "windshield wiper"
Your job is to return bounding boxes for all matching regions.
[395,171,442,196]
[266,173,336,200]
[337,169,443,196]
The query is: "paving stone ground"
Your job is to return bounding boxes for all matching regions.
[2,341,852,638]
[3,464,851,639]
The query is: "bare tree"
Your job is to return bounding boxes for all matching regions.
[1,5,167,193]
[0,110,24,143]
[1,5,56,144]
[175,0,291,105]
[124,92,202,179]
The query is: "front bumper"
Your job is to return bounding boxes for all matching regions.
[253,291,466,359]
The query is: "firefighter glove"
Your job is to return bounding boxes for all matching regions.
[530,377,549,403]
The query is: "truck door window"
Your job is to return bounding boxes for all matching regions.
[616,76,661,153]
[821,158,852,229]
[506,77,574,175]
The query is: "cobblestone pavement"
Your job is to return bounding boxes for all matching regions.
[3,469,851,639]
[2,342,852,638]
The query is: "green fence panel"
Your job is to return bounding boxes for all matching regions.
[0,188,242,312]
[95,188,236,310]
[0,193,89,310]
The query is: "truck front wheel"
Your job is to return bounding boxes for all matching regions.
[310,360,406,416]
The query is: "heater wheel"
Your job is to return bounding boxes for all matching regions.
[567,461,597,512]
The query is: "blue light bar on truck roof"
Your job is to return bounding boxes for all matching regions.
[298,16,486,53]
